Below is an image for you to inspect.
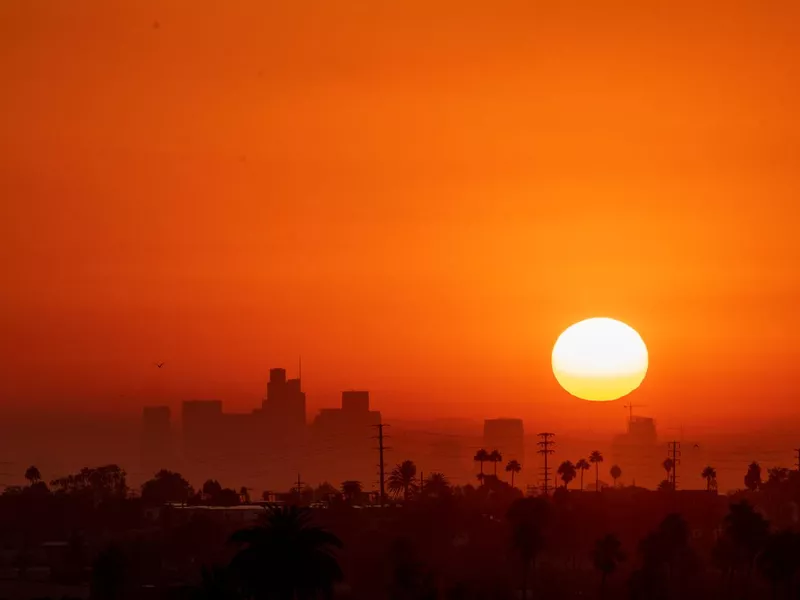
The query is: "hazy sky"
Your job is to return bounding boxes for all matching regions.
[2,1,799,430]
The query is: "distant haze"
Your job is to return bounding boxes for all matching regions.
[2,1,799,430]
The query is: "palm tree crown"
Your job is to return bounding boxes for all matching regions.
[589,450,604,492]
[575,459,590,491]
[388,460,417,501]
[701,466,717,491]
[230,505,343,600]
[423,472,451,497]
[474,449,490,483]
[505,460,522,488]
[488,450,503,476]
[557,461,577,488]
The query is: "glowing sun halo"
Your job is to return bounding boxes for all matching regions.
[551,318,648,402]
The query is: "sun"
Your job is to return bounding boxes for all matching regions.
[551,317,648,401]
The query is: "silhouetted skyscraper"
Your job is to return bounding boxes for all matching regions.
[262,368,306,433]
[182,400,223,463]
[311,390,381,485]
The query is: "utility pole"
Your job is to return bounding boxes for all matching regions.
[373,423,390,506]
[537,433,555,496]
[668,441,681,491]
[293,473,305,501]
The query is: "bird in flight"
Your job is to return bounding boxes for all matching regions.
[693,444,700,449]
[155,362,165,369]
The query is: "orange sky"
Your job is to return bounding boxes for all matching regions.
[2,1,799,431]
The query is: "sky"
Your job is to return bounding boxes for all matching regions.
[2,1,799,432]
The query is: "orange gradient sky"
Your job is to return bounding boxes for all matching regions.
[2,1,799,430]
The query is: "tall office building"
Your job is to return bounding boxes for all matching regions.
[311,391,381,486]
[141,406,172,474]
[612,415,660,488]
[182,400,223,463]
[262,368,306,433]
[483,418,525,464]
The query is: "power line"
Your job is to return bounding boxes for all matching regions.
[537,432,555,496]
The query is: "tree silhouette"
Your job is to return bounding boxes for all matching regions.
[575,459,590,491]
[24,466,41,485]
[757,530,800,599]
[744,461,762,492]
[239,486,251,503]
[388,460,417,502]
[636,513,693,598]
[423,472,450,498]
[701,466,717,492]
[557,461,577,489]
[505,460,522,489]
[593,533,625,597]
[141,470,193,505]
[488,450,503,477]
[387,538,437,600]
[473,449,489,483]
[721,500,769,592]
[765,466,790,490]
[50,464,127,504]
[589,451,604,491]
[657,479,672,492]
[609,465,622,488]
[507,497,550,600]
[203,479,223,502]
[314,482,338,503]
[340,480,362,503]
[230,505,343,600]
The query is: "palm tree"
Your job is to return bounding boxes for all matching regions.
[506,460,522,489]
[340,480,362,503]
[575,459,590,491]
[557,461,577,489]
[744,461,762,492]
[662,458,674,487]
[589,450,604,491]
[701,466,717,492]
[609,465,622,488]
[757,530,800,599]
[24,466,41,485]
[512,522,541,600]
[230,505,343,600]
[488,450,503,476]
[507,497,550,600]
[722,500,770,593]
[474,449,489,484]
[593,534,625,597]
[423,472,451,497]
[388,460,417,501]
